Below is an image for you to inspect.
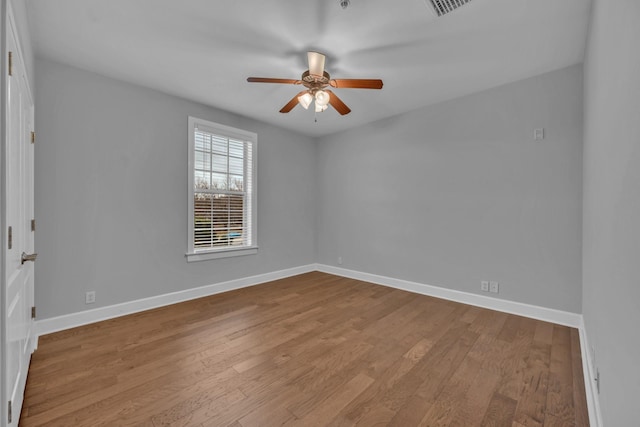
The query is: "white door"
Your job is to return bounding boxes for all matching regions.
[3,4,36,425]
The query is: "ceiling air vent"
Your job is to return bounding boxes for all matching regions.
[424,0,473,17]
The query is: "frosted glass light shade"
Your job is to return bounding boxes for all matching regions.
[315,90,330,107]
[298,92,313,109]
[315,102,328,112]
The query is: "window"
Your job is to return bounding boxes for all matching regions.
[186,117,257,262]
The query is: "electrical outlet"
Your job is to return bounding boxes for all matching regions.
[338,256,343,265]
[85,291,96,304]
[480,281,489,292]
[489,281,499,293]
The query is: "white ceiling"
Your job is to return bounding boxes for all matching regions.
[26,0,591,137]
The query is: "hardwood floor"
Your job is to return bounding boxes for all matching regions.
[21,272,589,426]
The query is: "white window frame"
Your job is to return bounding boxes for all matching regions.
[186,117,258,262]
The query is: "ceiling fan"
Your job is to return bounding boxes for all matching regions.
[247,51,383,116]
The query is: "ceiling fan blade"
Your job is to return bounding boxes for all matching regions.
[329,79,384,89]
[307,51,326,77]
[279,91,309,113]
[325,90,351,115]
[247,77,301,85]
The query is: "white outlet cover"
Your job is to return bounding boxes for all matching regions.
[480,281,489,292]
[489,281,499,293]
[85,291,96,304]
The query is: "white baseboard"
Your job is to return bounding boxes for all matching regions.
[36,264,316,336]
[36,263,581,335]
[578,320,604,427]
[315,264,582,328]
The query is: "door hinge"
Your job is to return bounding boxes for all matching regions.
[8,226,12,249]
[8,51,12,76]
[7,400,12,423]
[32,306,36,319]
[31,219,36,232]
[31,131,35,144]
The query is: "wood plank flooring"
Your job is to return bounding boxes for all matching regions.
[20,272,590,426]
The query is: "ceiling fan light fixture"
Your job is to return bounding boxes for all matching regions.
[315,90,330,107]
[247,51,382,116]
[298,92,313,109]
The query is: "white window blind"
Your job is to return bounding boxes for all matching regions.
[187,117,257,262]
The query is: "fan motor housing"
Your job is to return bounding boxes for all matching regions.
[301,70,330,93]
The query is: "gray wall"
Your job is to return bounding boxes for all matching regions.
[582,0,640,425]
[317,65,583,313]
[34,59,317,319]
[35,61,585,318]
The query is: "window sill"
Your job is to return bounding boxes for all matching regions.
[185,246,258,263]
